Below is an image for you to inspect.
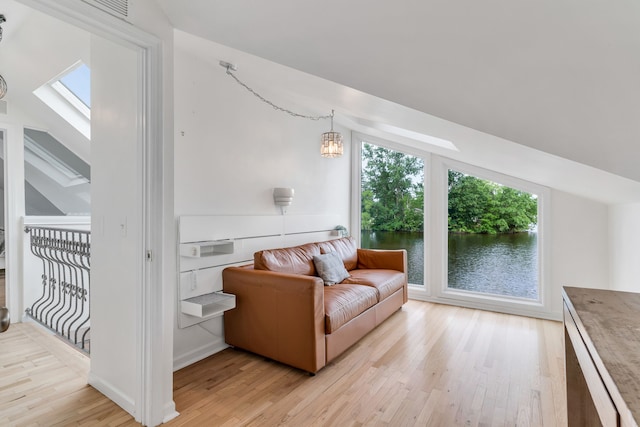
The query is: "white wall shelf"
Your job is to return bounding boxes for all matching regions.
[176,215,340,329]
[180,291,236,319]
[180,240,234,258]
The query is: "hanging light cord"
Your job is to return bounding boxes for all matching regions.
[222,61,332,121]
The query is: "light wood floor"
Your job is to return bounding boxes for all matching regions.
[0,321,137,426]
[0,301,567,426]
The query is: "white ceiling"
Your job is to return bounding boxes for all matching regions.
[0,1,91,162]
[156,0,640,183]
[1,0,639,204]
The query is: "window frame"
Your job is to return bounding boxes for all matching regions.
[33,61,91,140]
[432,155,551,316]
[352,132,553,318]
[351,132,431,289]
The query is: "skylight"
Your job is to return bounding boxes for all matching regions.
[33,61,91,140]
[59,63,91,108]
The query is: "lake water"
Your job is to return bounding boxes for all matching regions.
[361,230,538,299]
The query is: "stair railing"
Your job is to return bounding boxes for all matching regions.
[24,226,91,352]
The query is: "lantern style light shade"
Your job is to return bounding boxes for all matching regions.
[321,110,343,158]
[321,131,343,158]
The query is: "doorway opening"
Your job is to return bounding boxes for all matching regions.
[4,0,170,422]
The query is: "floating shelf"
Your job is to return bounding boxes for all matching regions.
[180,240,234,258]
[180,292,236,318]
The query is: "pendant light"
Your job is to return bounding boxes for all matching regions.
[221,61,342,158]
[320,110,343,158]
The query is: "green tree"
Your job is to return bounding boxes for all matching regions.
[448,170,537,234]
[361,143,424,232]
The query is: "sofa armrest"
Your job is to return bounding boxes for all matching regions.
[357,248,407,273]
[222,266,326,373]
[357,248,409,302]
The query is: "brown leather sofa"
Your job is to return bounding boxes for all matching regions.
[222,236,408,373]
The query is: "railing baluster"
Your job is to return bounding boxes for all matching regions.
[24,226,91,353]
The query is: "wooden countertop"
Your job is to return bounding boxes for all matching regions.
[563,286,640,427]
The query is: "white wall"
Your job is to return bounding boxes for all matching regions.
[173,30,351,367]
[124,2,177,423]
[89,34,140,416]
[609,203,640,292]
[547,190,610,315]
[0,122,25,317]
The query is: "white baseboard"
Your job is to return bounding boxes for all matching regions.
[163,401,180,423]
[88,372,137,419]
[408,287,562,321]
[173,339,229,371]
[88,372,179,425]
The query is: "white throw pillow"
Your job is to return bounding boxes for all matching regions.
[313,251,350,285]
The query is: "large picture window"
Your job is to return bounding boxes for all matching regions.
[360,141,425,285]
[353,135,550,316]
[437,158,549,313]
[447,169,539,300]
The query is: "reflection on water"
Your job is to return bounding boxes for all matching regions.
[360,231,538,299]
[449,232,538,300]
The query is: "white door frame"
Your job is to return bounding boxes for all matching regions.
[0,124,26,319]
[16,0,172,425]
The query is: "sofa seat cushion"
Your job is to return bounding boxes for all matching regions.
[254,243,320,276]
[342,269,406,301]
[324,284,378,333]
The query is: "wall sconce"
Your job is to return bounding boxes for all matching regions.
[273,187,294,214]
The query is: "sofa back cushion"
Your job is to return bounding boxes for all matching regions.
[254,242,320,275]
[318,236,358,271]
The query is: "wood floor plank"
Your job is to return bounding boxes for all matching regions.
[1,300,566,426]
[0,322,138,427]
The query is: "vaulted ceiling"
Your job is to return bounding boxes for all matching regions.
[0,0,91,162]
[2,0,639,204]
[156,0,640,183]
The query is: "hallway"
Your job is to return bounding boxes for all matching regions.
[0,322,136,426]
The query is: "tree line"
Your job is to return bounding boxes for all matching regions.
[447,170,537,234]
[361,144,537,234]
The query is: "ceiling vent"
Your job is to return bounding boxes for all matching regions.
[82,0,128,19]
